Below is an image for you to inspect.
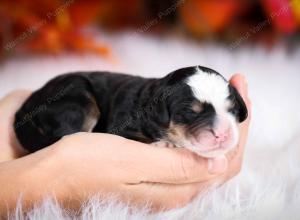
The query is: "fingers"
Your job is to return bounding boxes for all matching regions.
[0,90,32,161]
[229,74,251,138]
[0,90,32,111]
[0,89,32,126]
[123,138,228,184]
[229,74,248,98]
[61,133,227,185]
[229,74,251,116]
[55,133,225,211]
[122,181,209,211]
[229,74,251,149]
[223,74,252,179]
[230,74,251,140]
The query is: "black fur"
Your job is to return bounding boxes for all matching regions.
[227,85,248,122]
[14,66,247,152]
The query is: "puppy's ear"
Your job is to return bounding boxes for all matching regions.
[155,98,170,127]
[148,89,170,128]
[228,85,248,122]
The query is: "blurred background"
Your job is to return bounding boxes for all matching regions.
[1,0,300,56]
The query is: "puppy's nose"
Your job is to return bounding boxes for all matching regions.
[214,130,229,143]
[212,114,231,143]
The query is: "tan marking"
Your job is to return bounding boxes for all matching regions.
[38,127,45,135]
[166,121,188,145]
[151,141,176,148]
[82,95,100,132]
[132,132,150,143]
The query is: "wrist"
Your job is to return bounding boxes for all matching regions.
[0,145,69,214]
[25,145,72,206]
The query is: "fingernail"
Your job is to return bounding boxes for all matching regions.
[208,156,228,174]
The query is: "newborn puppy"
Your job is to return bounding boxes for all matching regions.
[14,66,247,158]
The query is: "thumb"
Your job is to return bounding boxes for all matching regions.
[229,74,248,101]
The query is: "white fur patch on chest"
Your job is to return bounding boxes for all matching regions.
[186,67,230,109]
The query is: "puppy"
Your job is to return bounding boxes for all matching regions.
[14,66,247,158]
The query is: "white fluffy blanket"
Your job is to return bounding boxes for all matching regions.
[1,32,300,220]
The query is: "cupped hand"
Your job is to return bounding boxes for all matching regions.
[0,74,251,213]
[51,74,250,210]
[0,90,31,162]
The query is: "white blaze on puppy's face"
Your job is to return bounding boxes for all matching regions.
[169,67,239,158]
[187,67,230,109]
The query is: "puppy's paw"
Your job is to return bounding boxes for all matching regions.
[151,141,176,148]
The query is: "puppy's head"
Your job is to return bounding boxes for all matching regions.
[162,66,247,158]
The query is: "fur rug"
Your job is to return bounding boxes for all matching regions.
[1,32,300,220]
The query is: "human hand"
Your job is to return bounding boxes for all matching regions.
[53,74,250,210]
[0,90,31,162]
[0,74,250,213]
[224,74,251,180]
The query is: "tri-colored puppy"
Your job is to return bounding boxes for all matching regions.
[14,66,247,158]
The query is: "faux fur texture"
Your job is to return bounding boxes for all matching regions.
[1,32,300,219]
